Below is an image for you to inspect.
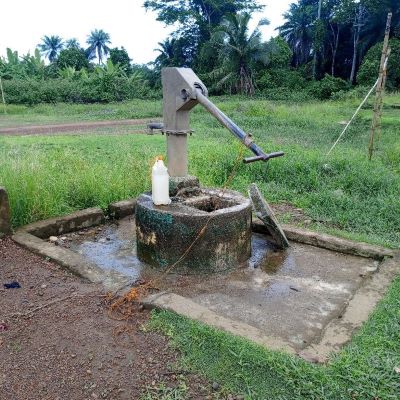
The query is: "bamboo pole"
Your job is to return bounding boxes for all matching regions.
[368,12,392,160]
[0,76,6,115]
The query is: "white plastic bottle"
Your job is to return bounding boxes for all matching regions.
[152,156,171,206]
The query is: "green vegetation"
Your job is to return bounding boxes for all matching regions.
[1,1,399,105]
[149,270,400,399]
[0,94,399,248]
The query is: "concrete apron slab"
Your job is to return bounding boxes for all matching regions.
[12,200,399,362]
[13,208,133,293]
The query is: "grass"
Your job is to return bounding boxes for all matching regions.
[0,99,162,128]
[149,273,400,399]
[0,93,399,247]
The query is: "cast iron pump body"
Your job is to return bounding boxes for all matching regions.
[161,67,284,177]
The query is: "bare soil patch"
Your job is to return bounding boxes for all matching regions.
[0,238,215,399]
[0,119,154,136]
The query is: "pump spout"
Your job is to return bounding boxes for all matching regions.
[195,88,284,164]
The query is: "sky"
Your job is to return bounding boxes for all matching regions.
[0,0,292,64]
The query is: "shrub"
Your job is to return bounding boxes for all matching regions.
[2,76,159,105]
[57,48,90,71]
[308,74,349,100]
[257,68,308,91]
[357,39,400,89]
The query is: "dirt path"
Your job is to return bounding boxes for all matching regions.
[0,119,159,136]
[0,238,214,400]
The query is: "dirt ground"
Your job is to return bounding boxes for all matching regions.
[0,119,154,136]
[0,237,217,400]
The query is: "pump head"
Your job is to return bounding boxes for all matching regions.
[160,67,284,178]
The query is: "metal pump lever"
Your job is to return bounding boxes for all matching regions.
[195,89,284,164]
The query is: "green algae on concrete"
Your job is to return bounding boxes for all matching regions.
[135,189,252,272]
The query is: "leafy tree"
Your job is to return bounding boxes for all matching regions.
[144,0,263,67]
[86,29,111,64]
[58,48,89,70]
[265,36,293,68]
[38,35,64,62]
[109,47,131,74]
[209,13,269,95]
[357,38,400,88]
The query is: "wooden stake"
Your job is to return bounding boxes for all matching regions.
[0,76,6,115]
[368,12,392,160]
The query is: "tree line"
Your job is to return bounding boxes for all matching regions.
[0,0,399,105]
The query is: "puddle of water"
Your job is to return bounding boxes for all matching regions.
[66,222,296,282]
[68,225,145,279]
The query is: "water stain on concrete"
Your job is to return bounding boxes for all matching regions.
[63,216,381,351]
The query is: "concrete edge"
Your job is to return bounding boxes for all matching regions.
[301,252,400,363]
[142,292,297,355]
[19,207,105,239]
[12,231,133,293]
[252,220,395,260]
[108,199,136,219]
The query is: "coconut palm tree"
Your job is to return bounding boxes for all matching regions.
[210,13,269,95]
[38,35,64,62]
[154,38,177,68]
[86,29,111,64]
[279,3,314,66]
[65,38,81,49]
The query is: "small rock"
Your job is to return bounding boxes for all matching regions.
[49,236,58,243]
[61,237,67,241]
[37,291,44,296]
[394,366,400,374]
[87,369,92,375]
[304,219,312,225]
[71,354,77,358]
[106,237,111,241]
[78,231,85,236]
[41,284,47,289]
[212,382,219,391]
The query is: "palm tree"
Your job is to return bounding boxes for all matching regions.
[210,13,269,95]
[279,3,314,66]
[65,38,80,49]
[38,35,64,62]
[154,38,177,68]
[86,29,111,64]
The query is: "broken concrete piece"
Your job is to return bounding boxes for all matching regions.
[248,183,289,249]
[0,187,12,237]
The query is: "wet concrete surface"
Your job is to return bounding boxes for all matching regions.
[63,216,380,350]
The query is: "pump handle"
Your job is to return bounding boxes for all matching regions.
[243,151,285,164]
